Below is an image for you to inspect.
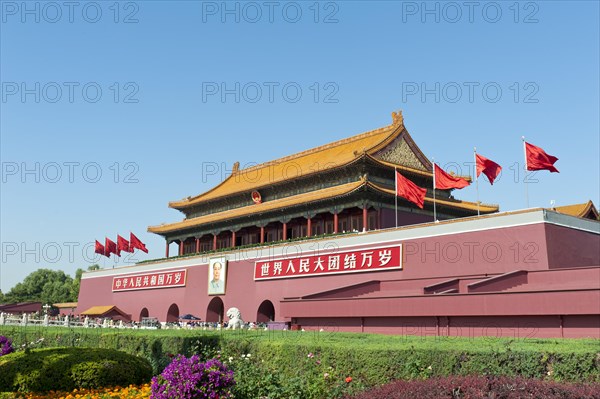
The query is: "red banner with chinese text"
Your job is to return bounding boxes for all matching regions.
[112,269,187,291]
[254,245,402,280]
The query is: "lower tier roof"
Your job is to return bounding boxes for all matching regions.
[148,179,498,236]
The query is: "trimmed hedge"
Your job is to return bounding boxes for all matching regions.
[217,337,600,398]
[345,375,600,399]
[0,326,220,374]
[0,348,152,393]
[216,333,600,383]
[0,326,598,396]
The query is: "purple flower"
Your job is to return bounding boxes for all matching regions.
[151,355,235,399]
[0,336,14,357]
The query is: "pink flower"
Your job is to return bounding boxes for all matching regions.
[307,353,314,358]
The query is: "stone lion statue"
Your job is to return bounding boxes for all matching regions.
[226,307,244,330]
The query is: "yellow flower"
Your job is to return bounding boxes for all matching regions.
[8,384,152,399]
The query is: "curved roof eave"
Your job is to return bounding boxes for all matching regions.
[168,122,405,210]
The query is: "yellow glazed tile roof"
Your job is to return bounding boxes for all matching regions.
[149,179,498,235]
[169,122,404,209]
[53,302,78,308]
[150,180,366,234]
[369,182,498,213]
[553,201,598,219]
[365,154,432,178]
[80,305,118,315]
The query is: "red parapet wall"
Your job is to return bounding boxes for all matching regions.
[78,210,600,338]
[292,315,600,339]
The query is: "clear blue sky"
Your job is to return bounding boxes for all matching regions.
[1,0,598,293]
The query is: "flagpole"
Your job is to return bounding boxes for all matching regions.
[474,147,480,216]
[432,159,437,222]
[394,167,398,228]
[522,136,529,208]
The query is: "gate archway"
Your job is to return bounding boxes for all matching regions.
[139,307,149,322]
[206,297,224,323]
[166,303,179,322]
[257,300,275,323]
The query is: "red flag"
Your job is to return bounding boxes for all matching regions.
[525,142,559,173]
[105,237,118,257]
[434,164,470,190]
[130,233,148,253]
[94,240,107,258]
[476,154,502,185]
[117,235,131,256]
[396,171,427,209]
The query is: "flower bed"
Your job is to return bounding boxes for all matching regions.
[344,375,600,399]
[0,348,152,393]
[151,355,234,399]
[0,328,598,399]
[0,384,151,399]
[0,336,14,357]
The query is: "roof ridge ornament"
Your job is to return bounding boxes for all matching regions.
[391,110,404,127]
[232,161,240,174]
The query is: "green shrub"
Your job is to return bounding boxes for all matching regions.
[0,347,152,393]
[0,326,598,398]
[0,326,221,375]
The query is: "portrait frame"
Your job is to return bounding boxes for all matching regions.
[208,256,227,295]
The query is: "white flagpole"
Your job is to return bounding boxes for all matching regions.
[474,147,480,216]
[394,167,398,228]
[432,159,437,221]
[522,136,529,208]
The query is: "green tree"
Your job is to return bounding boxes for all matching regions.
[71,268,84,301]
[2,265,102,305]
[3,269,75,304]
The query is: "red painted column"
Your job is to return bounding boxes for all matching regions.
[195,238,200,253]
[363,206,368,232]
[377,208,381,230]
[231,231,236,248]
[165,241,170,258]
[307,218,312,237]
[213,234,218,251]
[179,240,184,256]
[333,213,339,234]
[260,226,265,244]
[282,223,287,240]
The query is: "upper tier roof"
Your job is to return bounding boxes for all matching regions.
[169,111,430,210]
[553,200,599,220]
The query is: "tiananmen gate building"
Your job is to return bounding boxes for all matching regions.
[78,111,600,338]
